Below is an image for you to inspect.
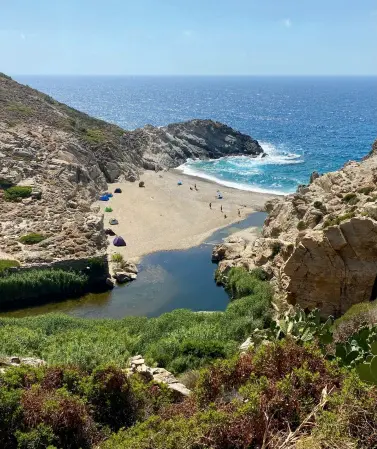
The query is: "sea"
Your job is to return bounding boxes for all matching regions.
[14,75,377,195]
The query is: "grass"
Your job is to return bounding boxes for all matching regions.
[0,269,89,308]
[0,268,272,373]
[19,233,46,245]
[3,186,32,202]
[111,253,124,263]
[6,102,33,115]
[0,259,20,274]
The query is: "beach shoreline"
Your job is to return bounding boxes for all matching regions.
[102,170,277,263]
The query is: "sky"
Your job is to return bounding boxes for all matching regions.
[1,0,377,76]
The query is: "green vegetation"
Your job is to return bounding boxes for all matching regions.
[342,192,359,205]
[105,206,113,212]
[0,268,271,372]
[0,269,89,308]
[323,211,356,228]
[297,220,307,230]
[19,233,46,245]
[358,186,374,195]
[0,259,20,274]
[82,128,106,144]
[1,266,377,447]
[111,253,124,263]
[0,72,12,80]
[103,341,377,449]
[3,186,32,202]
[6,102,33,115]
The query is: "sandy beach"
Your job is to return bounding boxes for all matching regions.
[102,170,277,262]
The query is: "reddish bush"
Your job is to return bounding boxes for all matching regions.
[21,385,100,448]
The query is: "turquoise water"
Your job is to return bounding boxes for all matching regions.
[15,75,377,194]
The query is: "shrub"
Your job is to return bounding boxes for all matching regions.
[323,212,356,228]
[342,193,359,205]
[270,241,282,258]
[0,259,20,274]
[358,186,374,195]
[19,233,46,245]
[82,128,106,144]
[3,186,32,202]
[297,220,307,231]
[313,200,323,209]
[111,253,124,263]
[333,301,377,343]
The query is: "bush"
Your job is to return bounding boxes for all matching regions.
[0,259,20,274]
[0,269,89,307]
[333,301,377,343]
[0,72,12,80]
[297,220,307,230]
[19,233,46,245]
[111,253,124,263]
[342,193,359,205]
[358,186,374,195]
[3,186,32,202]
[82,128,106,144]
[323,211,356,228]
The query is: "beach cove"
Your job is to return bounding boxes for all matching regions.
[104,170,276,263]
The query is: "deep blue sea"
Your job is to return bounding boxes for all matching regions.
[15,76,377,194]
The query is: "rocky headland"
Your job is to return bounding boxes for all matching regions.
[0,74,264,268]
[214,138,377,316]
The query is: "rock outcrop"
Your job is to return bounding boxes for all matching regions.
[213,141,377,317]
[0,74,264,266]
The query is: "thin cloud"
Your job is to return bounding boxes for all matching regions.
[282,18,292,28]
[20,33,26,40]
[183,30,193,37]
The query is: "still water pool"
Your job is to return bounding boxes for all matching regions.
[1,213,266,319]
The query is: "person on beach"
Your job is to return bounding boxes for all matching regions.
[209,202,212,209]
[221,205,223,212]
[238,209,241,217]
[224,214,227,219]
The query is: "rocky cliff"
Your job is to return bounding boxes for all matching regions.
[0,74,264,264]
[214,140,377,317]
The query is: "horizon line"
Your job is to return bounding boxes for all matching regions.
[11,73,377,78]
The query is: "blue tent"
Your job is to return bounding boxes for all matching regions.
[177,181,183,186]
[100,195,109,201]
[113,236,126,247]
[107,193,113,198]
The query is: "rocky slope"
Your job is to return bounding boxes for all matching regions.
[0,74,264,264]
[214,139,377,317]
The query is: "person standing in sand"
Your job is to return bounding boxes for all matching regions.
[221,205,223,212]
[209,202,212,209]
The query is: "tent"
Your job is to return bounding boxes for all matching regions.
[113,236,126,247]
[105,228,116,236]
[99,195,109,201]
[107,193,113,198]
[139,181,145,188]
[105,207,113,212]
[114,188,122,193]
[177,181,183,186]
[109,218,119,225]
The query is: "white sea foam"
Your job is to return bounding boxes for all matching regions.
[177,141,303,195]
[176,164,287,195]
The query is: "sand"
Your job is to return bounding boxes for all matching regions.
[102,170,277,262]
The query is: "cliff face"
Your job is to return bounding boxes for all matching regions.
[0,75,263,264]
[215,140,377,317]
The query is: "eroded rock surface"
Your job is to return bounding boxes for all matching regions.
[214,140,377,316]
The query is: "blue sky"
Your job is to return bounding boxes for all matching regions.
[1,0,377,75]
